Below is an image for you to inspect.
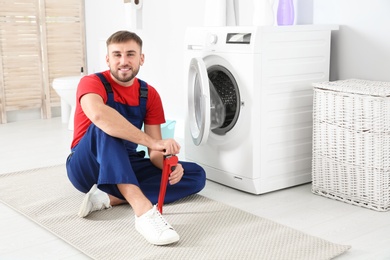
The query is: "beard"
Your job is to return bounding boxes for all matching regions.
[110,66,140,84]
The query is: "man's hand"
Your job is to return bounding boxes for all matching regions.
[152,138,181,155]
[168,163,184,185]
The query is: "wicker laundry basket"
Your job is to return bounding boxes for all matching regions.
[312,79,390,211]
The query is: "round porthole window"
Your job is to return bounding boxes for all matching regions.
[207,65,240,135]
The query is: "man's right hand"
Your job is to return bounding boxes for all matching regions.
[153,138,181,155]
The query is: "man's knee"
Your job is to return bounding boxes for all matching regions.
[191,164,206,192]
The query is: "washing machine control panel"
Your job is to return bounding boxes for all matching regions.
[226,33,252,44]
[206,32,252,48]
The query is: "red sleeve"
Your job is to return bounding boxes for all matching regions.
[71,74,107,148]
[144,84,166,125]
[76,74,107,104]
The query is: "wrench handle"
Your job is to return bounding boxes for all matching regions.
[157,155,178,214]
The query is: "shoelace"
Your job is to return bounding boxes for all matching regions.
[149,209,173,233]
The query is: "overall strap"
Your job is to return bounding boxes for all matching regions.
[94,73,148,116]
[95,73,112,93]
[138,79,148,117]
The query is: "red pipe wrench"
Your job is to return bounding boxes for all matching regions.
[157,154,178,214]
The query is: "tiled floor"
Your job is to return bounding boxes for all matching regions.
[1,118,390,259]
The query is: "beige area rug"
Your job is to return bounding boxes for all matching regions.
[0,165,350,260]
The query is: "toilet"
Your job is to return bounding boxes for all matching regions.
[52,76,83,130]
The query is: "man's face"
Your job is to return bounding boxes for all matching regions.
[106,40,144,86]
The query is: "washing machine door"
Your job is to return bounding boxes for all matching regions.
[188,57,211,146]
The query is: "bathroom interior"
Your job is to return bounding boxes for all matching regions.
[1,0,390,259]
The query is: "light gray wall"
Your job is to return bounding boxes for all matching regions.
[83,0,390,138]
[313,0,390,81]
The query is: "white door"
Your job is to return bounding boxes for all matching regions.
[187,57,211,146]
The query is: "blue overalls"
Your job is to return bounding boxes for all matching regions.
[66,73,206,204]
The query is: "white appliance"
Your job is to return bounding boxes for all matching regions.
[184,25,338,194]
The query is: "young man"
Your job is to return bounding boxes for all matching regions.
[66,30,206,246]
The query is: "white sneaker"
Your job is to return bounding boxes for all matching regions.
[78,184,111,217]
[135,205,180,245]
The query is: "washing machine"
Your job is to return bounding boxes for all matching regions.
[184,25,338,194]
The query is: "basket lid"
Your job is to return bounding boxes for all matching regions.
[313,79,390,97]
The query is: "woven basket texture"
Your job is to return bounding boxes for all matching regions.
[312,79,390,211]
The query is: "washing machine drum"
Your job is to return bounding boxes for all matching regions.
[208,65,240,135]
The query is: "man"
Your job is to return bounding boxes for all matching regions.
[66,30,206,246]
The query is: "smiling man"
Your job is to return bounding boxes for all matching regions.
[65,30,206,246]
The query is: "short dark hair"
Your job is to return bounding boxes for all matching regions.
[106,31,143,50]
